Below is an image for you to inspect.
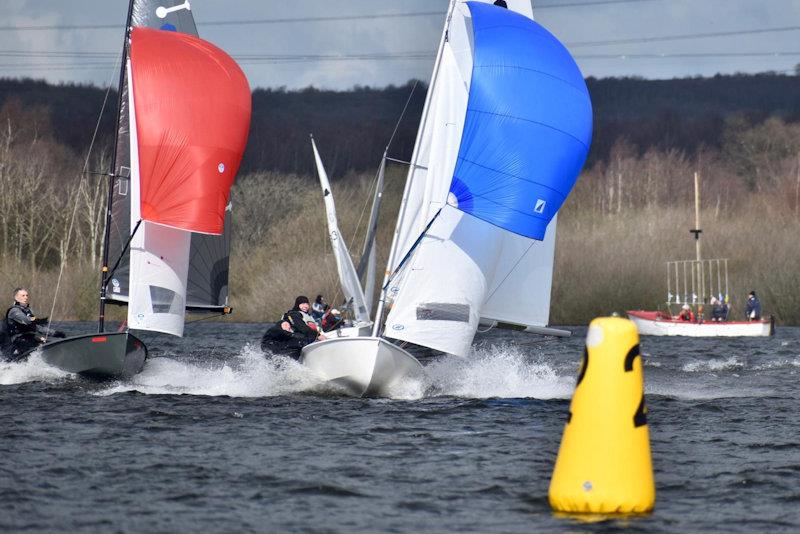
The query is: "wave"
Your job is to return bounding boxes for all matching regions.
[645,383,766,400]
[682,356,744,372]
[94,342,575,400]
[421,343,574,400]
[96,344,326,397]
[751,357,800,370]
[0,350,73,385]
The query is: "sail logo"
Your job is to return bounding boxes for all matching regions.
[156,1,191,19]
[534,199,546,214]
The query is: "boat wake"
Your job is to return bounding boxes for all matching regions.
[96,344,327,397]
[421,343,574,399]
[92,342,575,400]
[0,350,73,385]
[682,356,745,372]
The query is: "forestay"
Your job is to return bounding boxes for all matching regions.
[126,27,250,336]
[312,138,371,324]
[384,1,592,356]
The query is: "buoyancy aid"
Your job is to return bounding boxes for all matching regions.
[5,304,37,338]
[282,308,318,340]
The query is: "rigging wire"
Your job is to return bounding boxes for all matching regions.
[43,48,122,340]
[348,80,419,250]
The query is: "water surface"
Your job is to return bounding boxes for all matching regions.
[2,323,798,532]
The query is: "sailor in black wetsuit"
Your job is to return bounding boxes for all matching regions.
[1,287,63,360]
[261,295,326,359]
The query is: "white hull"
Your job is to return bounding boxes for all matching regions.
[325,322,373,339]
[627,311,773,337]
[300,336,423,397]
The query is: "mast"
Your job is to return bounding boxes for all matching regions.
[371,0,457,337]
[689,172,703,302]
[356,150,386,310]
[98,0,135,333]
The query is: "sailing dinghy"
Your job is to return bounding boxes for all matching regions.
[310,136,373,338]
[300,0,593,397]
[14,0,251,378]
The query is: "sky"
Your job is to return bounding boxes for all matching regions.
[1,0,799,90]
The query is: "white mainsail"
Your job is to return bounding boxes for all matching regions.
[312,137,371,324]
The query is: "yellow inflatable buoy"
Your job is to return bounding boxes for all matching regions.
[548,317,655,514]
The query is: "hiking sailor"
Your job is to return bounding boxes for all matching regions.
[2,287,64,358]
[283,295,326,342]
[260,295,326,359]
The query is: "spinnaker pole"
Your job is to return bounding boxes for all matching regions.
[98,0,135,333]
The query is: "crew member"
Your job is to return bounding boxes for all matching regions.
[745,291,762,321]
[677,304,695,322]
[3,287,63,358]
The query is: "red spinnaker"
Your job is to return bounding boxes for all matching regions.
[130,27,251,234]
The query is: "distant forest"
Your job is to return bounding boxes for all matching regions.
[2,72,800,178]
[2,72,800,323]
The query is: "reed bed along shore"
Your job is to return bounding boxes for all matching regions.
[228,163,800,326]
[2,142,799,326]
[3,164,799,326]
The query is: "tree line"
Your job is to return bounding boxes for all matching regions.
[2,72,800,177]
[1,72,799,323]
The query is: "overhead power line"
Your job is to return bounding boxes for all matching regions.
[0,11,441,32]
[0,1,658,32]
[537,0,657,7]
[568,25,800,47]
[579,52,800,58]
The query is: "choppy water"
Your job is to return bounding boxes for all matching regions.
[2,322,798,532]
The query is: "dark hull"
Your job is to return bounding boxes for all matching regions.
[24,332,147,379]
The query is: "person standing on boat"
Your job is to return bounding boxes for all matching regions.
[677,304,695,322]
[745,291,762,321]
[311,295,326,321]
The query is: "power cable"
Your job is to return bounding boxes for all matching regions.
[0,11,442,32]
[568,25,800,47]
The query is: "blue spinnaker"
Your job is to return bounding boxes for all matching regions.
[449,2,593,240]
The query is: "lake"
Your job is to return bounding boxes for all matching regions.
[2,322,798,532]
